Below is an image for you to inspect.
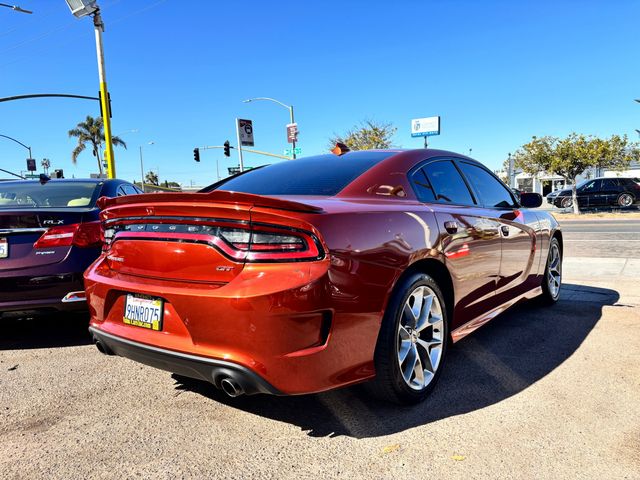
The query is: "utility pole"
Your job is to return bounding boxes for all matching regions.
[93,10,115,179]
[289,105,297,159]
[507,153,515,188]
[65,1,117,179]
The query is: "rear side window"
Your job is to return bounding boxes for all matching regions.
[601,179,619,190]
[458,162,515,208]
[121,184,140,195]
[422,160,475,205]
[411,169,436,202]
[204,152,394,196]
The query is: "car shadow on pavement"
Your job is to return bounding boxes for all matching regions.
[173,283,618,439]
[0,313,92,350]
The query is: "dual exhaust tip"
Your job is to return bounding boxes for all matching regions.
[93,338,245,397]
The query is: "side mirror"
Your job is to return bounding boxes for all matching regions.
[519,192,542,208]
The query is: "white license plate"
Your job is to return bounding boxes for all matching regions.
[123,294,164,331]
[0,238,7,258]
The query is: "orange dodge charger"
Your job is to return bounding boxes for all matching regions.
[86,149,561,404]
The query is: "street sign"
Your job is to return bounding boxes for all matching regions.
[228,166,254,176]
[284,147,302,157]
[26,158,36,171]
[411,116,440,137]
[237,119,254,147]
[286,123,298,143]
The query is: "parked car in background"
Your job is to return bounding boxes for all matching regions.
[547,177,640,209]
[86,149,561,405]
[0,178,143,318]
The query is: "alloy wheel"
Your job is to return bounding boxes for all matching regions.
[547,243,562,299]
[397,285,444,390]
[618,194,633,207]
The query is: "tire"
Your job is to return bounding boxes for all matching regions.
[539,237,562,305]
[560,197,572,209]
[617,193,634,208]
[368,273,449,405]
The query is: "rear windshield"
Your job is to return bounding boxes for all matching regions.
[203,152,395,196]
[0,181,100,209]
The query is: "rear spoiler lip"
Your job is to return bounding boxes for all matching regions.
[97,190,324,214]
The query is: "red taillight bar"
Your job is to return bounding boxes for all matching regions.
[34,222,102,249]
[104,221,325,263]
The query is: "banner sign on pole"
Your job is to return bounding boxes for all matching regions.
[411,116,440,137]
[286,123,298,143]
[237,119,254,147]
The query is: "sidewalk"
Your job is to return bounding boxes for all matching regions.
[563,256,640,307]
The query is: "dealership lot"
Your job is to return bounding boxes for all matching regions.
[1,218,639,480]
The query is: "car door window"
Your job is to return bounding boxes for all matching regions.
[602,179,618,190]
[422,160,475,205]
[580,180,599,193]
[458,162,516,208]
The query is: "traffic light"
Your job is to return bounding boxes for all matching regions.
[193,147,200,162]
[223,140,230,157]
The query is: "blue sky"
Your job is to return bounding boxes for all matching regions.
[1,0,638,186]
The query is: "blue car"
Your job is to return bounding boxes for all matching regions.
[0,178,143,318]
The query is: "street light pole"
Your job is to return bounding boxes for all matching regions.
[0,2,32,14]
[0,133,32,161]
[65,1,116,179]
[243,97,297,159]
[92,10,116,179]
[139,141,154,192]
[289,104,296,160]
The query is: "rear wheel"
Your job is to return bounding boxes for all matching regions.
[539,237,562,304]
[617,193,634,208]
[369,273,449,404]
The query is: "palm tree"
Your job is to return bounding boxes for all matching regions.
[68,115,127,176]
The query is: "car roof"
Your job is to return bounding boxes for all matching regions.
[0,178,124,185]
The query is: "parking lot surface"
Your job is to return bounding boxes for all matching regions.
[1,220,639,479]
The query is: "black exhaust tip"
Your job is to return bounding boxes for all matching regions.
[94,337,114,356]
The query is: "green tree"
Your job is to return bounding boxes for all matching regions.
[329,120,397,151]
[145,170,159,186]
[513,133,639,214]
[68,115,127,176]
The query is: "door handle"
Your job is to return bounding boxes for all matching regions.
[444,221,459,234]
[501,225,510,236]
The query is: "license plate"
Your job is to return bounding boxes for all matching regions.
[0,238,7,258]
[123,294,164,331]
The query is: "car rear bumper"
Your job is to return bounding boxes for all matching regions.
[84,256,386,395]
[0,272,87,317]
[89,327,281,395]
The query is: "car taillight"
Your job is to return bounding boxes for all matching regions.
[34,222,102,249]
[104,221,324,262]
[218,226,321,261]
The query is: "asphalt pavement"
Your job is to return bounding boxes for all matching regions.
[1,218,639,479]
[558,217,640,258]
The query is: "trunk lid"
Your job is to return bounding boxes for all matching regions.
[100,192,325,284]
[0,209,92,271]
